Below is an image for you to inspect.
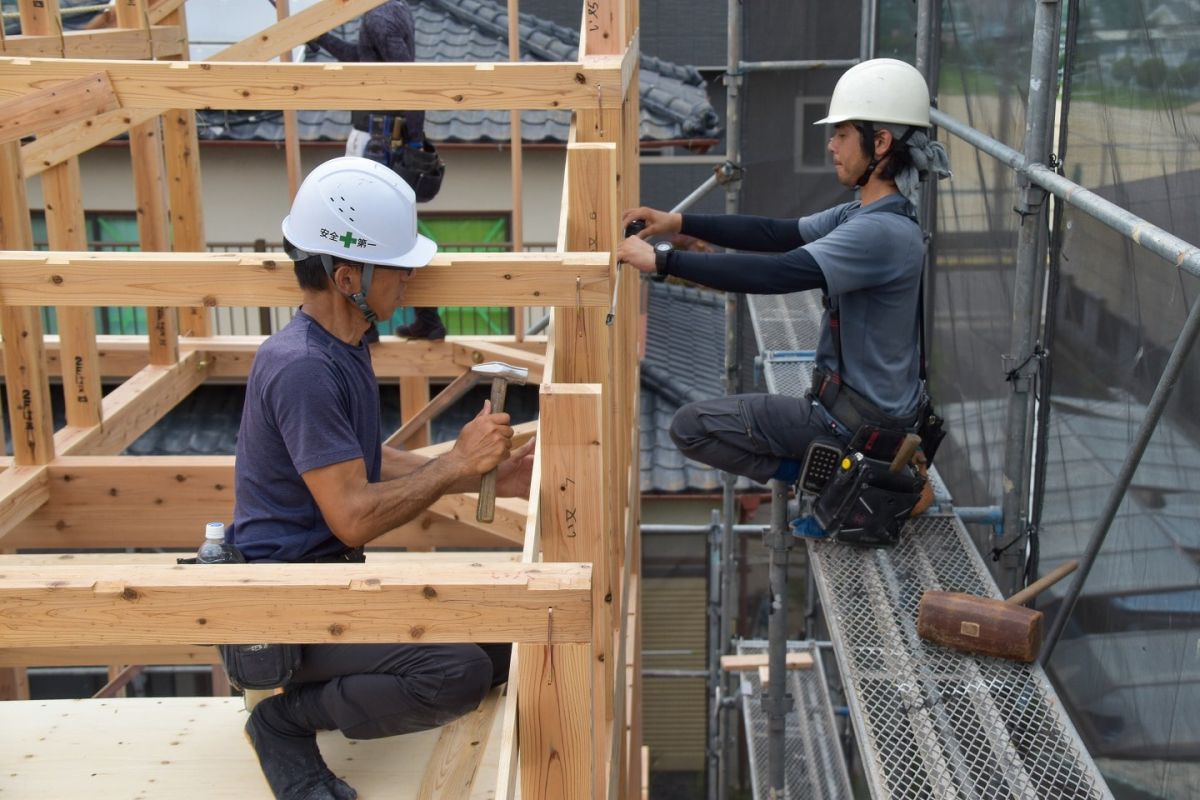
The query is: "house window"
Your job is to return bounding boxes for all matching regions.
[794,98,832,173]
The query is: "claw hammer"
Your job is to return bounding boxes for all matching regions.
[470,361,528,522]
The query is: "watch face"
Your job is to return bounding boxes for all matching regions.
[655,242,672,254]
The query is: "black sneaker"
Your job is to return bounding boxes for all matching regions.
[244,695,357,800]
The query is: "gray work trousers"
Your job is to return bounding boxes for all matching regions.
[289,642,510,740]
[669,393,852,485]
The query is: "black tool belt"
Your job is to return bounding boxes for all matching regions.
[306,547,366,564]
[809,366,919,434]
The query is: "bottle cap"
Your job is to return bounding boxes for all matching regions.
[205,521,226,540]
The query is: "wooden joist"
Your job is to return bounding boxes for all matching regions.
[0,71,119,143]
[0,26,185,59]
[0,455,527,550]
[0,561,591,647]
[0,57,625,112]
[0,251,610,308]
[719,652,815,671]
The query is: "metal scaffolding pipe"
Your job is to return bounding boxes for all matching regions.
[1040,292,1200,664]
[997,0,1061,594]
[718,3,744,797]
[765,479,792,797]
[672,172,723,214]
[737,58,858,73]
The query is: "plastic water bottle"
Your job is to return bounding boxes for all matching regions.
[196,521,245,564]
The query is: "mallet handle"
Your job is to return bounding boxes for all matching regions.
[1006,560,1078,606]
[476,377,508,523]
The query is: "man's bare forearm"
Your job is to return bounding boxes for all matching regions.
[381,445,480,493]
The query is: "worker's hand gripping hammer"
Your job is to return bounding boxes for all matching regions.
[471,361,529,523]
[607,219,647,326]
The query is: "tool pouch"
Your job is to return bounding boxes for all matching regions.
[814,451,926,548]
[914,394,946,464]
[218,643,302,691]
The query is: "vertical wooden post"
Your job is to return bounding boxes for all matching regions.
[520,384,603,799]
[276,0,303,202]
[508,0,525,339]
[0,150,55,467]
[0,0,60,700]
[160,1,211,337]
[116,0,179,364]
[23,0,103,430]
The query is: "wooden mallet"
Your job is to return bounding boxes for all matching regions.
[916,560,1078,662]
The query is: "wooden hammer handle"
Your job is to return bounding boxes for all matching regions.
[1006,560,1078,606]
[889,433,923,473]
[476,377,509,523]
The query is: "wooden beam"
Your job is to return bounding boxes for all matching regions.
[214,0,389,63]
[20,0,392,177]
[51,350,209,456]
[0,58,625,112]
[159,1,210,337]
[0,335,544,380]
[0,644,220,668]
[0,251,611,308]
[417,686,504,799]
[0,72,119,143]
[0,466,49,542]
[0,456,527,550]
[719,652,815,672]
[0,27,185,60]
[0,562,591,646]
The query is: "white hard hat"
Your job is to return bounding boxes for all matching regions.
[281,156,436,269]
[815,58,931,128]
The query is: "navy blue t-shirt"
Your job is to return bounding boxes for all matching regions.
[229,311,381,562]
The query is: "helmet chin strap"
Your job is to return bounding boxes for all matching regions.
[854,122,915,187]
[321,254,378,324]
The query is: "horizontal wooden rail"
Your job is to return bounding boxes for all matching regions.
[0,562,591,647]
[0,26,185,59]
[0,251,611,308]
[0,58,624,111]
[0,456,528,550]
[0,335,546,380]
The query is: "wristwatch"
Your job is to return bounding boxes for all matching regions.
[653,241,674,280]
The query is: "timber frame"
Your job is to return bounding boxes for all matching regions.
[0,0,645,797]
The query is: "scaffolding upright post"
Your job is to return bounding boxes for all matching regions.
[764,479,792,797]
[716,2,744,799]
[998,0,1061,594]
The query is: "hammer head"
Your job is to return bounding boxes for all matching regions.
[917,591,1043,662]
[471,361,529,385]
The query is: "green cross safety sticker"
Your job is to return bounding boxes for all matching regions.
[318,228,375,248]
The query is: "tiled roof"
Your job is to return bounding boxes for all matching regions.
[640,280,758,493]
[189,0,719,145]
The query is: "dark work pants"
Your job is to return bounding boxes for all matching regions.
[289,642,510,740]
[669,393,853,485]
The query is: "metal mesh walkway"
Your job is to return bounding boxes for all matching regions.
[745,290,1114,799]
[737,640,853,800]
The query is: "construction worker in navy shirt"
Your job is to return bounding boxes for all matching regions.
[230,157,534,800]
[617,59,950,495]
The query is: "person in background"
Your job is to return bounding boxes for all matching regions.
[309,0,447,341]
